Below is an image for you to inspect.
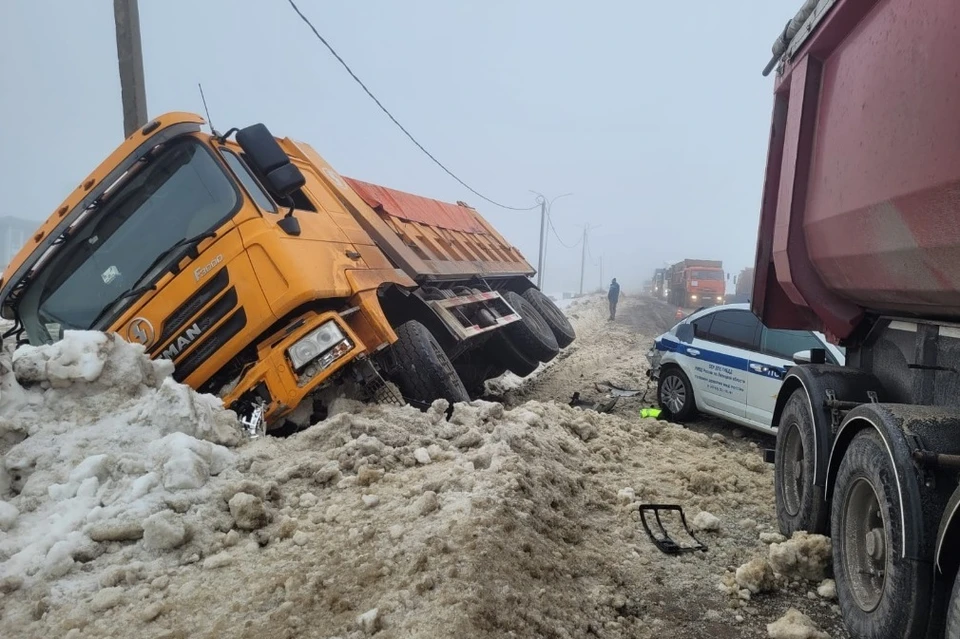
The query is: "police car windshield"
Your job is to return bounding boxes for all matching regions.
[16,138,238,344]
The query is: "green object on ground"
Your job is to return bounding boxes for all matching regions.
[640,407,662,419]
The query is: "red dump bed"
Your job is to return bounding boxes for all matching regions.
[344,177,534,282]
[752,0,960,341]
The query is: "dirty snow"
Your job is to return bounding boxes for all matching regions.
[0,297,851,638]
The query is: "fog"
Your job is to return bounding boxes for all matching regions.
[0,0,799,294]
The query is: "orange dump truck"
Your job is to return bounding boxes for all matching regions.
[0,113,575,433]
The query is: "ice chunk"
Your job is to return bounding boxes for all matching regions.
[0,500,20,531]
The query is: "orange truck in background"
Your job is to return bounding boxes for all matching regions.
[0,113,576,434]
[665,259,725,308]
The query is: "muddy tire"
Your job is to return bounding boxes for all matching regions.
[832,430,931,639]
[492,332,539,377]
[390,320,469,407]
[501,291,559,363]
[775,389,829,537]
[657,366,697,422]
[947,570,960,638]
[521,288,576,348]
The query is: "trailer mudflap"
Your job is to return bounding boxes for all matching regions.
[638,504,708,555]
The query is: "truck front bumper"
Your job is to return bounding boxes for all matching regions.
[222,309,366,430]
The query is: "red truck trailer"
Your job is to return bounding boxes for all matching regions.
[753,1,960,636]
[665,259,725,308]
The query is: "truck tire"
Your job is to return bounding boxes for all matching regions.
[775,389,829,536]
[492,333,540,378]
[521,289,576,348]
[947,571,960,638]
[657,366,697,422]
[832,429,931,639]
[390,320,470,407]
[501,291,559,363]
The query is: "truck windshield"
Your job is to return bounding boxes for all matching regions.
[690,270,723,280]
[16,137,238,343]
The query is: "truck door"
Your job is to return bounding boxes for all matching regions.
[687,309,758,418]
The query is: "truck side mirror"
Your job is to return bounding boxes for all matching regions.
[236,123,306,200]
[676,323,694,344]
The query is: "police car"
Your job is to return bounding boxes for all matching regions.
[645,304,844,434]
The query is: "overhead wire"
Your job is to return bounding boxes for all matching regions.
[285,0,539,212]
[547,213,582,249]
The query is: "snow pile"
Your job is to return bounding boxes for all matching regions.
[767,608,831,639]
[768,532,832,581]
[722,531,833,603]
[0,331,242,597]
[2,382,782,638]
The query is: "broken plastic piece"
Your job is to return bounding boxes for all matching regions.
[638,504,708,555]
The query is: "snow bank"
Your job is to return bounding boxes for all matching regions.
[767,608,830,639]
[0,331,242,595]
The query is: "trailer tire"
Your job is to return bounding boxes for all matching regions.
[521,289,576,348]
[832,429,930,639]
[657,366,697,422]
[775,389,829,536]
[390,320,470,407]
[947,570,960,639]
[501,291,559,363]
[492,333,540,378]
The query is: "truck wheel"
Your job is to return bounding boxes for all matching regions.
[390,320,470,407]
[946,570,960,638]
[657,366,697,422]
[521,289,576,348]
[492,333,540,377]
[501,291,559,363]
[832,429,931,639]
[775,389,829,536]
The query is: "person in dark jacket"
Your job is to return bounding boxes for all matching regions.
[608,278,621,320]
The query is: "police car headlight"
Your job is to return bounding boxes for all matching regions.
[288,321,346,370]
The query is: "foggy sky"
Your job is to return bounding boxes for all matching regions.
[0,1,799,294]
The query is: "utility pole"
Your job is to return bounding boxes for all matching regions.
[536,196,547,289]
[579,224,600,296]
[114,0,148,138]
[530,191,572,291]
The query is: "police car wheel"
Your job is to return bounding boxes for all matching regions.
[657,367,696,421]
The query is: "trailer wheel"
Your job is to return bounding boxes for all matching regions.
[946,571,960,638]
[832,429,930,639]
[390,320,470,407]
[775,389,828,536]
[657,366,697,422]
[521,289,576,348]
[501,291,559,363]
[492,333,540,378]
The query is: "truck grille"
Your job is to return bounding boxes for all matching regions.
[154,268,230,349]
[173,308,247,382]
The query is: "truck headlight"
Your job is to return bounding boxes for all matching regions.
[288,321,346,370]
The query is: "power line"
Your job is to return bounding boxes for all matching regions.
[285,0,538,212]
[547,213,581,249]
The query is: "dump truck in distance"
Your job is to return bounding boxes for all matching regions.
[752,1,960,636]
[651,268,667,300]
[665,259,724,308]
[0,113,575,435]
[734,267,754,299]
